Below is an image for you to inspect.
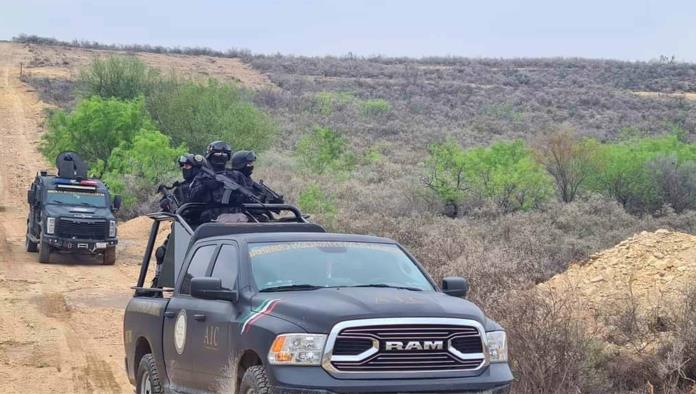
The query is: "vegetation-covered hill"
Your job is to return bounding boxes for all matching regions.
[12,35,696,392]
[250,55,696,153]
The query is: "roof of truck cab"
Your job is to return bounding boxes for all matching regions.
[189,222,395,245]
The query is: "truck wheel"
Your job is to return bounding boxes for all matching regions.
[240,365,272,394]
[102,247,116,265]
[136,354,163,394]
[25,234,38,253]
[38,239,51,264]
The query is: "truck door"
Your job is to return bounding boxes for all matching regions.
[28,182,41,236]
[193,243,241,392]
[162,243,217,392]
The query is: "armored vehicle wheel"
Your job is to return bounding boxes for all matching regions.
[240,365,271,394]
[102,247,116,265]
[136,354,163,394]
[38,240,51,264]
[25,234,38,253]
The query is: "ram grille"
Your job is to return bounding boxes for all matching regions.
[329,323,485,373]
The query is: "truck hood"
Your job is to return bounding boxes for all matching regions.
[250,287,488,333]
[43,204,115,220]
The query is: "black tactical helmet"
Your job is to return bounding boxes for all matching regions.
[205,141,232,170]
[178,153,205,168]
[231,150,257,170]
[178,153,205,181]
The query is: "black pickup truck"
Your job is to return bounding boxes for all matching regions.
[123,203,512,393]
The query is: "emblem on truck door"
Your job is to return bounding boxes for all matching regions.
[174,309,187,355]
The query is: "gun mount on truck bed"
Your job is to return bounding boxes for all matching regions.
[123,202,512,393]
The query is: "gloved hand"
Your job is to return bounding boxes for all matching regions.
[159,199,171,212]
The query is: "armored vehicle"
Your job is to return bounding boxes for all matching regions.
[122,202,512,393]
[25,152,122,264]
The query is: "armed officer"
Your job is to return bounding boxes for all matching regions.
[229,150,284,204]
[189,140,249,222]
[159,154,205,213]
[152,153,205,288]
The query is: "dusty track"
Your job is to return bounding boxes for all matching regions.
[0,42,136,393]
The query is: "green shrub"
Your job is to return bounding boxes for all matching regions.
[105,129,186,186]
[146,78,277,153]
[40,95,186,216]
[425,140,553,215]
[312,91,355,115]
[298,183,337,217]
[40,96,156,176]
[78,56,159,100]
[295,127,356,174]
[102,129,186,210]
[364,143,387,164]
[586,135,696,213]
[423,140,469,207]
[360,98,391,117]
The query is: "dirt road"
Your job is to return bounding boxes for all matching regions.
[0,43,136,393]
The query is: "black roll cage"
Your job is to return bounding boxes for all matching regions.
[133,203,309,295]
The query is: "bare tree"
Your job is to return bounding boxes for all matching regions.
[533,127,594,203]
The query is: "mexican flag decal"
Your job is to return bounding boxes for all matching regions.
[241,299,280,334]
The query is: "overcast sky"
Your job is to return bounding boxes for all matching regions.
[1,0,695,61]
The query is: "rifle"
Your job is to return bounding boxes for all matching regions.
[157,182,181,212]
[199,166,262,205]
[253,180,284,204]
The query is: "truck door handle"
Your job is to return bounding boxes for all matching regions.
[164,311,176,318]
[193,314,206,322]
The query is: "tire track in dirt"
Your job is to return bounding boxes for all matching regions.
[0,42,135,393]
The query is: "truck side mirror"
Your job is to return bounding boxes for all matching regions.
[112,195,122,211]
[27,190,35,205]
[442,276,469,298]
[190,277,238,302]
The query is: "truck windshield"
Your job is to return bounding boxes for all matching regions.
[46,190,107,207]
[248,241,434,292]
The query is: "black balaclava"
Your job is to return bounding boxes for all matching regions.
[182,166,195,182]
[240,165,254,177]
[206,141,233,172]
[231,150,257,177]
[208,152,229,171]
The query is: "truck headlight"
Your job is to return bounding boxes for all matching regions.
[109,220,117,237]
[46,217,56,235]
[268,334,327,365]
[486,331,508,363]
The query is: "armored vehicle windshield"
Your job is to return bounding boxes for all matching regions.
[46,190,108,207]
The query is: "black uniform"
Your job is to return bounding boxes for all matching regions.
[153,154,205,288]
[159,154,205,213]
[229,150,284,204]
[189,141,249,222]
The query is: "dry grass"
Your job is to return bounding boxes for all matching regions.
[633,91,696,101]
[18,41,696,391]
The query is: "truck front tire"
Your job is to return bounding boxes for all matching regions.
[240,365,272,394]
[25,234,38,253]
[102,247,116,265]
[38,239,51,264]
[136,354,163,394]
